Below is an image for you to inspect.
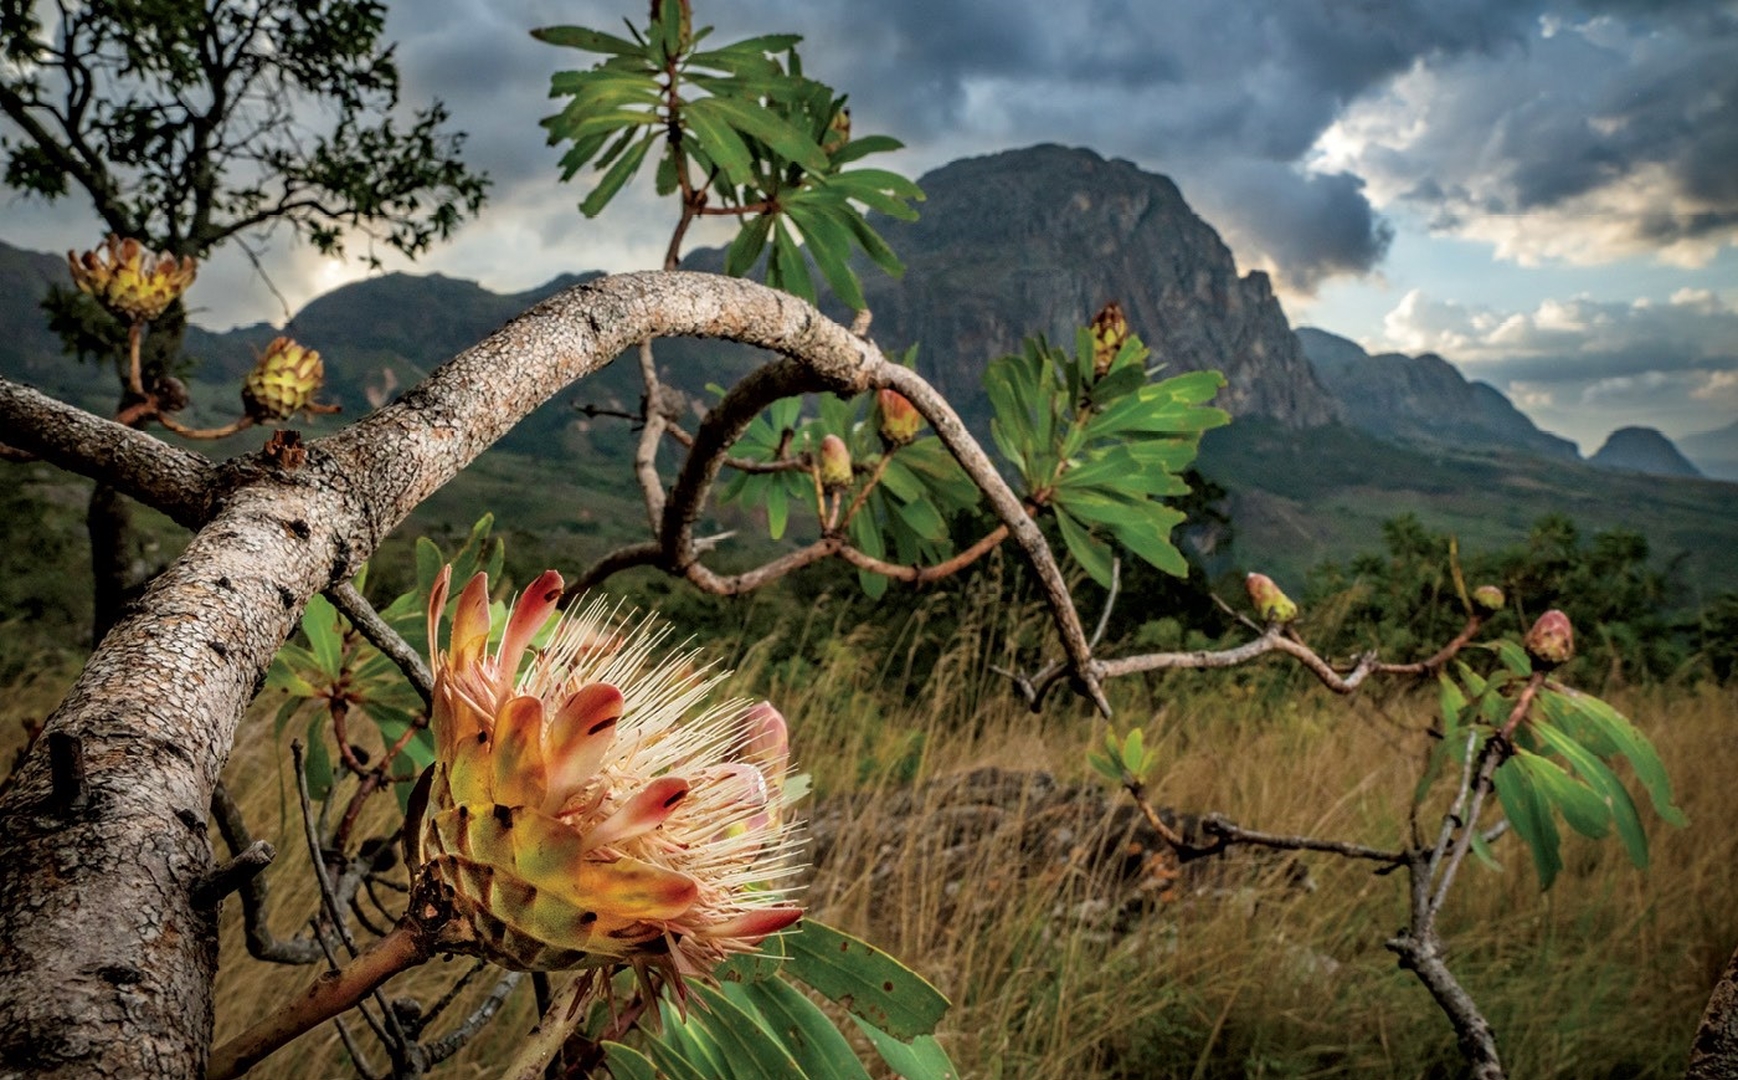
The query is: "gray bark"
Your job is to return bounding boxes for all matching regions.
[1689,942,1738,1079]
[0,272,1013,1077]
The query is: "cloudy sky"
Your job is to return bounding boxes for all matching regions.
[4,0,1735,452]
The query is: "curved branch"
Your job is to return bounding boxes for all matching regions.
[326,582,432,709]
[0,377,216,526]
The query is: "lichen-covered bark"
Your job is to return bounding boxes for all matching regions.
[0,272,958,1077]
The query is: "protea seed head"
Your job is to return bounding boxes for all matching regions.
[1245,572,1298,624]
[1524,609,1574,669]
[818,434,853,490]
[67,234,197,322]
[823,106,852,155]
[242,336,327,422]
[1471,585,1506,614]
[417,567,803,981]
[1091,301,1129,377]
[876,389,923,448]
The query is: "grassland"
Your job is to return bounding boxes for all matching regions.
[4,582,1724,1079]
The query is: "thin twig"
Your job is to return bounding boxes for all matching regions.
[423,972,525,1066]
[328,581,433,708]
[210,780,322,964]
[1201,814,1407,865]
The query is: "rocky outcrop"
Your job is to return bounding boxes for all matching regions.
[855,145,1341,430]
[1296,326,1579,460]
[1590,426,1704,478]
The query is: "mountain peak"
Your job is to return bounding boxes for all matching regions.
[1590,426,1703,478]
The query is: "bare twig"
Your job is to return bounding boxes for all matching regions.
[210,781,323,964]
[1200,814,1406,865]
[328,581,433,708]
[423,972,525,1066]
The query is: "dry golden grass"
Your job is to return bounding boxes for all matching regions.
[4,595,1733,1079]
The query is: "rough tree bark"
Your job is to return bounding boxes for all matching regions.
[0,271,1041,1077]
[1690,944,1738,1079]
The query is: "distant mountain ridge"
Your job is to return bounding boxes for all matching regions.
[1295,327,1581,461]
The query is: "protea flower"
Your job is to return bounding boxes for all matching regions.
[242,336,331,422]
[817,434,853,490]
[1471,585,1506,614]
[823,105,852,155]
[1091,300,1129,377]
[876,389,923,448]
[1245,572,1298,625]
[1524,609,1574,669]
[415,567,804,981]
[67,234,197,322]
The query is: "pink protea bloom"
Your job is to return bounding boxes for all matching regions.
[416,566,804,982]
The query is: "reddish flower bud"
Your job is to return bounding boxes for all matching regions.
[818,434,853,490]
[876,389,923,448]
[1245,572,1298,624]
[1524,609,1575,668]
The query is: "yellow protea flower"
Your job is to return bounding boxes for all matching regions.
[242,336,329,422]
[1091,300,1129,377]
[416,567,804,981]
[67,234,197,322]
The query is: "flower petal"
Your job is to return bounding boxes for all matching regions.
[543,682,623,810]
[586,777,691,851]
[450,572,493,670]
[497,570,564,692]
[490,695,549,809]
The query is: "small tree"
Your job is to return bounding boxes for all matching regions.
[0,0,489,637]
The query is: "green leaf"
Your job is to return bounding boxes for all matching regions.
[828,134,905,166]
[852,1018,960,1080]
[688,983,806,1080]
[765,480,790,540]
[1055,507,1114,588]
[725,213,774,277]
[785,199,866,309]
[768,221,815,302]
[301,594,343,678]
[1514,749,1611,841]
[580,130,656,217]
[532,25,647,56]
[302,717,334,803]
[1114,519,1189,578]
[785,920,950,1040]
[727,979,874,1080]
[718,930,791,983]
[644,1018,715,1080]
[1493,754,1562,889]
[703,94,830,173]
[602,1041,659,1080]
[265,653,319,697]
[1541,689,1686,827]
[1492,638,1533,677]
[1529,717,1650,867]
[685,97,758,187]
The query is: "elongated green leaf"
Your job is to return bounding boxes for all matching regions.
[785,201,865,309]
[689,983,806,1080]
[602,1041,659,1080]
[301,594,343,678]
[581,130,656,217]
[727,979,874,1080]
[1493,755,1562,889]
[533,25,647,55]
[644,1023,713,1080]
[1492,638,1532,677]
[766,481,790,540]
[656,1000,732,1079]
[768,221,814,302]
[685,98,757,187]
[1113,519,1189,578]
[303,717,334,802]
[1542,689,1685,826]
[1054,507,1114,589]
[266,652,319,697]
[703,94,830,173]
[1530,718,1650,867]
[1514,749,1610,840]
[785,920,949,1040]
[852,1018,960,1080]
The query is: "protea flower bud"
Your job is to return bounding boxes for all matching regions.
[876,389,923,448]
[823,106,852,155]
[1524,609,1574,669]
[818,434,853,490]
[1471,585,1506,614]
[417,567,803,981]
[242,336,328,422]
[1245,572,1298,624]
[67,234,197,322]
[1091,301,1129,377]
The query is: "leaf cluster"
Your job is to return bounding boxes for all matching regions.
[534,11,920,305]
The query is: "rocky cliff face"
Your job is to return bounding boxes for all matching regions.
[854,145,1340,429]
[1590,426,1703,478]
[1296,327,1580,460]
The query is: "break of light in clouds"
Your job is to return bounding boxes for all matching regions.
[2,0,1734,448]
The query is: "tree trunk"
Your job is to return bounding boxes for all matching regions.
[1689,942,1738,1079]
